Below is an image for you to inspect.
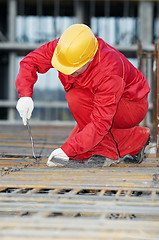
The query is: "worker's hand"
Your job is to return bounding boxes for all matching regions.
[47,148,69,167]
[16,97,34,126]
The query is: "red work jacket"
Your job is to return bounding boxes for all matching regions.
[16,37,150,157]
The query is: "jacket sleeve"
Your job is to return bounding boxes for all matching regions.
[15,39,59,98]
[61,74,125,157]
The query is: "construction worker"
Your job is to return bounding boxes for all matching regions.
[16,24,150,167]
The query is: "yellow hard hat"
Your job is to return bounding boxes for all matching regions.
[52,24,98,75]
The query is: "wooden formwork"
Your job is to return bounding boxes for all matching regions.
[0,125,159,239]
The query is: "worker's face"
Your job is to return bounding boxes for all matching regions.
[70,61,91,77]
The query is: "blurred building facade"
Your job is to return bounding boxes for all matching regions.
[0,0,158,126]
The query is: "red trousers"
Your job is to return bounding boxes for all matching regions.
[66,88,150,160]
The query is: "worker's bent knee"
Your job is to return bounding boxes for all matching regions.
[66,88,94,113]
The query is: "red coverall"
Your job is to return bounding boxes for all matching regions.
[16,37,150,160]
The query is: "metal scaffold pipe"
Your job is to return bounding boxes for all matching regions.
[8,0,17,121]
[156,36,159,157]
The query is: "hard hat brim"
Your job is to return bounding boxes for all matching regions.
[51,38,98,75]
[51,46,80,75]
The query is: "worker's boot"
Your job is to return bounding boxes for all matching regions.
[123,135,150,164]
[84,155,123,167]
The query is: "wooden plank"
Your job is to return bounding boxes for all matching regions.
[1,166,159,190]
[0,201,159,216]
[0,218,159,240]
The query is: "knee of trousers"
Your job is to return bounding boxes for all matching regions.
[66,88,94,113]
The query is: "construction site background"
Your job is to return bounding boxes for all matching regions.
[0,1,158,136]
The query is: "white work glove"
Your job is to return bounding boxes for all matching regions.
[47,148,69,167]
[16,97,34,126]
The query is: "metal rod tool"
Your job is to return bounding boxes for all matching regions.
[26,120,37,160]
